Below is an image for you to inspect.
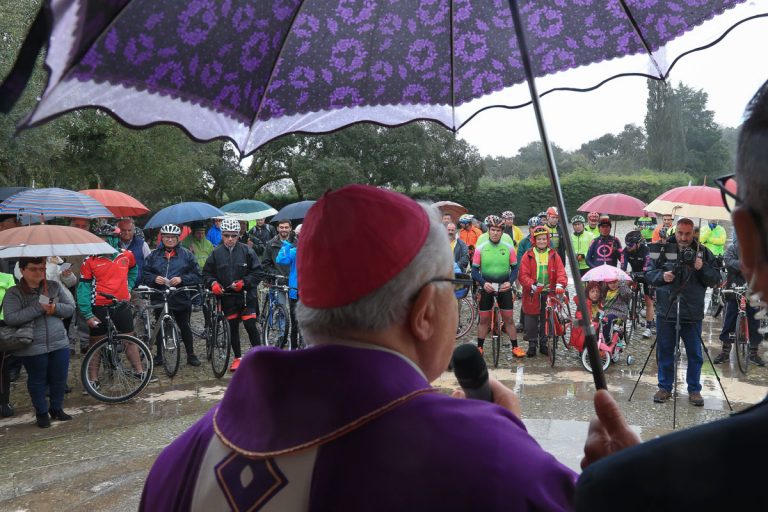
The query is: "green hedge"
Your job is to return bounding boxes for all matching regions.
[409,168,692,222]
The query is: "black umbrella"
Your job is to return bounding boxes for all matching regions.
[271,201,317,223]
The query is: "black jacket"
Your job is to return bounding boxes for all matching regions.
[250,224,277,256]
[645,236,720,322]
[141,246,201,310]
[453,238,470,271]
[723,239,744,287]
[202,242,262,301]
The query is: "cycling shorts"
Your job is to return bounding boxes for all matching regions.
[478,288,514,312]
[90,302,134,336]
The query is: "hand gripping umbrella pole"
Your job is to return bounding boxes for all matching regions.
[508,0,606,390]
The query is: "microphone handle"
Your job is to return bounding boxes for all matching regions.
[461,381,493,402]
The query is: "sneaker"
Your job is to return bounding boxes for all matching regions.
[713,350,730,364]
[187,354,202,367]
[649,321,656,335]
[688,392,704,406]
[642,328,652,338]
[653,389,672,403]
[36,413,51,429]
[526,343,537,357]
[750,353,766,367]
[0,403,14,418]
[229,357,241,372]
[512,346,526,358]
[477,346,484,355]
[539,344,549,356]
[49,409,73,421]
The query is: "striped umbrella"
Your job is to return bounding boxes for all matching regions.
[0,225,115,257]
[0,187,113,220]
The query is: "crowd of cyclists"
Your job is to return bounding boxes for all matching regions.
[446,207,744,367]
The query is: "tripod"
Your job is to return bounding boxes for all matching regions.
[629,277,732,429]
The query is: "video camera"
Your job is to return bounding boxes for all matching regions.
[661,243,700,276]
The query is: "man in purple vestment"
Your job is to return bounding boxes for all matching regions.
[140,185,577,511]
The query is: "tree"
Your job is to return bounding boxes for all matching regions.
[645,80,686,172]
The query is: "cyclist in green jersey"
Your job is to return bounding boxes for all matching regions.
[471,216,520,356]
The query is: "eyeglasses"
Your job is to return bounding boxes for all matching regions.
[23,266,46,273]
[426,276,473,299]
[222,234,239,239]
[715,173,768,263]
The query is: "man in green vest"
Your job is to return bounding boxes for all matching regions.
[183,222,215,270]
[570,215,595,276]
[699,220,727,256]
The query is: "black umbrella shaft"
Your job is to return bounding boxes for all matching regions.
[507,0,606,390]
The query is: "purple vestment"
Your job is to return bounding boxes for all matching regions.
[140,344,576,511]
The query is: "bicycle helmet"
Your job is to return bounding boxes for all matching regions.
[546,206,559,217]
[587,212,600,222]
[531,225,549,238]
[93,224,120,237]
[625,230,643,246]
[159,224,182,236]
[501,210,515,220]
[597,215,612,227]
[528,216,541,228]
[537,211,547,219]
[458,214,473,225]
[571,215,586,224]
[220,217,241,233]
[485,215,503,228]
[295,223,303,235]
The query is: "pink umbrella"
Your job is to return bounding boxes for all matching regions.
[578,193,647,217]
[645,186,728,221]
[582,264,632,283]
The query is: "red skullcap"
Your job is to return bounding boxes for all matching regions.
[298,185,429,308]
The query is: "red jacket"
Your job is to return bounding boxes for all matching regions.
[518,248,567,315]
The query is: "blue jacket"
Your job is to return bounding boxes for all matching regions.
[206,225,222,246]
[123,234,148,279]
[141,246,201,310]
[275,240,298,300]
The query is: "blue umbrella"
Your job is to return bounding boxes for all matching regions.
[0,187,113,220]
[144,202,225,229]
[220,199,278,221]
[271,201,316,223]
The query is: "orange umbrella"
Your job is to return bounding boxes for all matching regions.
[80,189,149,218]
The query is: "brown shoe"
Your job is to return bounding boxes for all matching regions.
[653,389,672,403]
[689,392,704,407]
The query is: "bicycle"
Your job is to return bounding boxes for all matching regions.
[258,276,295,349]
[189,287,232,378]
[722,285,751,375]
[707,257,727,318]
[540,289,572,368]
[626,272,647,341]
[135,285,199,378]
[456,294,477,339]
[581,312,633,373]
[81,293,154,403]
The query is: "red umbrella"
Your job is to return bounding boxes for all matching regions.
[80,189,149,218]
[646,186,728,221]
[578,193,647,218]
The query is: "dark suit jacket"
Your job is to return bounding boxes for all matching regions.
[452,238,469,271]
[576,396,768,511]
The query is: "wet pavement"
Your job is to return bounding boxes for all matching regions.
[3,222,766,510]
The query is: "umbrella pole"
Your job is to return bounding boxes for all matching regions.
[508,0,606,389]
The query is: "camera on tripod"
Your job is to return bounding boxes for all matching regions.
[662,246,698,275]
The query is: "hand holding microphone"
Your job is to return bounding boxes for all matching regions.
[452,344,521,418]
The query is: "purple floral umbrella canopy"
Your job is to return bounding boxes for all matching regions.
[5,0,766,156]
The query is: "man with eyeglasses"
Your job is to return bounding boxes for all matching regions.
[575,80,768,511]
[202,218,262,372]
[141,185,576,511]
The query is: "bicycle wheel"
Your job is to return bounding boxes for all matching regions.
[210,313,231,379]
[491,308,501,368]
[581,346,611,373]
[735,315,750,375]
[161,316,182,378]
[81,335,153,404]
[547,314,556,367]
[456,296,476,339]
[264,304,290,348]
[707,288,721,317]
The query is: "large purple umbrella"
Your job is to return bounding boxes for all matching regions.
[1,1,764,156]
[3,0,766,388]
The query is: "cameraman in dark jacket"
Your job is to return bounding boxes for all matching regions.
[713,236,764,366]
[202,218,263,371]
[645,218,720,406]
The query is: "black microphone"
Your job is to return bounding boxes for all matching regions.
[452,343,493,402]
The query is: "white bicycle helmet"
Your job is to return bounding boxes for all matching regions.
[159,224,182,236]
[220,217,241,233]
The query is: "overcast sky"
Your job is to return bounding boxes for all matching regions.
[457,14,768,158]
